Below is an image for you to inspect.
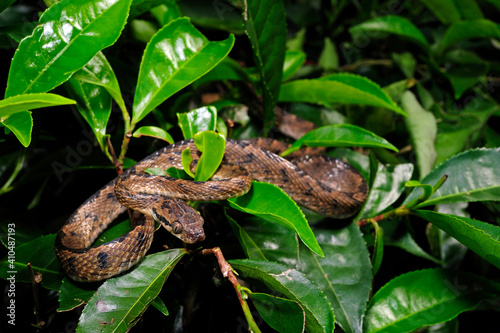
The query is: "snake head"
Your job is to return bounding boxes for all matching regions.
[152,199,205,244]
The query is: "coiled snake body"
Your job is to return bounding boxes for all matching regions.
[55,138,367,282]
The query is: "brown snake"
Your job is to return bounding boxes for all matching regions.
[55,138,368,282]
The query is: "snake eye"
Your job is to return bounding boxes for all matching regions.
[171,221,183,234]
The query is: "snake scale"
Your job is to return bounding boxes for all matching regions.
[55,138,367,282]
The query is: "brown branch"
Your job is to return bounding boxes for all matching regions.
[107,136,122,175]
[27,263,45,330]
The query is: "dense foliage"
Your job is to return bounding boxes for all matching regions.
[1,0,499,332]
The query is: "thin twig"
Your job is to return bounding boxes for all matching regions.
[202,247,261,333]
[107,136,122,175]
[27,263,45,330]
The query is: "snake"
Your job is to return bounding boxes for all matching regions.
[55,138,368,282]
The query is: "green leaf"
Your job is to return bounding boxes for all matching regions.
[364,268,498,333]
[193,131,225,181]
[181,147,195,178]
[439,19,500,54]
[66,78,112,152]
[370,220,384,275]
[227,213,298,265]
[297,225,372,333]
[133,126,174,143]
[196,57,251,87]
[250,293,305,333]
[0,93,75,118]
[70,51,127,114]
[443,49,489,99]
[227,181,324,257]
[132,18,234,125]
[355,163,413,221]
[5,0,132,97]
[318,37,338,72]
[1,111,33,147]
[229,259,335,333]
[281,124,398,156]
[349,15,430,52]
[413,210,500,269]
[0,234,63,291]
[77,249,186,333]
[283,50,307,81]
[177,106,217,139]
[58,278,96,311]
[403,148,500,207]
[418,0,461,23]
[401,91,437,179]
[279,74,406,116]
[243,0,286,133]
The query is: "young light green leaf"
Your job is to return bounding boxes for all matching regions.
[364,268,498,333]
[439,19,500,54]
[297,225,372,333]
[281,124,398,156]
[413,210,500,269]
[0,93,75,117]
[5,0,132,97]
[243,0,286,133]
[229,259,334,333]
[133,126,174,143]
[177,106,217,139]
[401,91,437,179]
[193,131,225,181]
[250,293,305,333]
[181,147,195,178]
[132,18,234,125]
[0,234,63,291]
[279,74,406,116]
[349,15,430,52]
[77,249,186,333]
[227,181,324,257]
[1,112,33,147]
[403,148,500,207]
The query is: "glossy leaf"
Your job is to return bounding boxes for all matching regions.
[439,19,500,53]
[70,51,127,114]
[132,18,234,125]
[281,124,398,156]
[193,131,225,181]
[0,93,75,117]
[355,163,413,221]
[250,293,305,333]
[1,111,32,147]
[350,15,430,52]
[66,78,112,152]
[364,268,498,333]
[228,181,323,257]
[297,224,372,333]
[403,148,500,207]
[401,91,437,179]
[5,0,132,97]
[181,147,195,178]
[133,126,174,143]
[177,106,217,139]
[0,234,63,291]
[279,74,406,115]
[227,213,298,265]
[77,249,186,333]
[243,0,286,132]
[229,259,335,333]
[414,210,500,269]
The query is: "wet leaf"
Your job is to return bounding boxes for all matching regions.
[0,93,75,117]
[177,106,217,139]
[193,131,225,181]
[132,18,234,125]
